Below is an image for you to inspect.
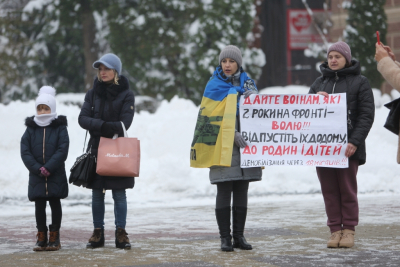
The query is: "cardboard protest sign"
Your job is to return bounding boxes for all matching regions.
[239,94,348,168]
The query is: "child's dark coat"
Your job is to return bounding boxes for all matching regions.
[21,116,69,201]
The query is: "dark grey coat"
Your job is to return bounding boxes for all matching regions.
[209,70,262,184]
[78,75,135,190]
[309,60,375,165]
[21,116,69,201]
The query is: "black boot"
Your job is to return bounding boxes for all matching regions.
[46,224,61,251]
[115,227,131,249]
[86,228,104,248]
[33,225,48,251]
[215,207,234,252]
[232,206,252,250]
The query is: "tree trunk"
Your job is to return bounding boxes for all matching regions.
[257,0,287,88]
[81,0,98,91]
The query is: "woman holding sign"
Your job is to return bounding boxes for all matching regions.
[309,41,374,248]
[78,53,135,249]
[190,45,261,252]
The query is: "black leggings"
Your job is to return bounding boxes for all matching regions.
[35,198,62,231]
[216,180,249,209]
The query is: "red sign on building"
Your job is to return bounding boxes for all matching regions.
[287,9,325,50]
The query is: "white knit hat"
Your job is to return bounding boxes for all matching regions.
[35,86,56,113]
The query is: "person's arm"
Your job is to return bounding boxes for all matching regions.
[119,90,135,131]
[43,125,69,175]
[375,43,400,89]
[20,129,42,175]
[105,91,135,136]
[383,44,396,62]
[375,42,393,62]
[377,57,400,90]
[308,77,325,96]
[348,78,375,150]
[78,89,104,136]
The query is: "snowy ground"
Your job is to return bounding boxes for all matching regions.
[1,85,400,216]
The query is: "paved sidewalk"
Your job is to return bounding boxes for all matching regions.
[0,194,399,266]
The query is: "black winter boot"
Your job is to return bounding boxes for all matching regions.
[232,206,252,250]
[86,228,104,249]
[33,226,48,251]
[46,224,61,251]
[115,227,131,249]
[215,207,234,252]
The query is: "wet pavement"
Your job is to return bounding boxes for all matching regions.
[0,194,399,266]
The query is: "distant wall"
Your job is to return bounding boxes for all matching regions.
[256,0,326,89]
[330,0,400,93]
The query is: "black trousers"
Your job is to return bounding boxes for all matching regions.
[216,180,249,209]
[35,198,62,232]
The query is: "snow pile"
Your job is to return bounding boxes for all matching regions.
[1,86,400,210]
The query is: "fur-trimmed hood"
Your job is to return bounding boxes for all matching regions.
[25,115,68,128]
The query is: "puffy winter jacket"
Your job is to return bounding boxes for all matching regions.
[21,116,69,201]
[78,75,135,190]
[309,60,375,165]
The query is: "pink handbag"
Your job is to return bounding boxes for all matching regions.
[96,122,140,177]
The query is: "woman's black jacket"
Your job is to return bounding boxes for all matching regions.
[78,75,135,190]
[21,116,69,201]
[309,60,375,165]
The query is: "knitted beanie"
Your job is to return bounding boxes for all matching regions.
[35,86,56,113]
[93,53,122,75]
[219,45,243,68]
[327,41,352,63]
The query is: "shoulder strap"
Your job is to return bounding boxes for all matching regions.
[82,90,95,153]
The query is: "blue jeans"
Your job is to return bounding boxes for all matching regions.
[92,189,127,229]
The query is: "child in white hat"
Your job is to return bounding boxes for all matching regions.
[20,86,69,251]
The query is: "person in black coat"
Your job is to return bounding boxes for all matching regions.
[20,86,69,251]
[78,53,135,249]
[309,41,374,248]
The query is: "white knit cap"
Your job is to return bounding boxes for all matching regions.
[35,86,56,113]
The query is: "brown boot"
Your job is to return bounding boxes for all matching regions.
[327,230,342,248]
[115,227,131,249]
[46,225,61,251]
[86,228,104,249]
[33,231,48,251]
[339,229,355,248]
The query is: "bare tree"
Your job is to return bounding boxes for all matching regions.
[80,0,99,90]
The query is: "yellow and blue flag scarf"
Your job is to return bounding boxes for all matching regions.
[190,67,251,168]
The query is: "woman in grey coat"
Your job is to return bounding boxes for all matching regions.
[208,45,262,252]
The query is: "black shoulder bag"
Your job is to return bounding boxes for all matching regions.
[69,92,97,188]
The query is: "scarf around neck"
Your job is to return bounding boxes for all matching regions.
[34,113,58,127]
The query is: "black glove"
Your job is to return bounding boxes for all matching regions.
[101,122,116,138]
